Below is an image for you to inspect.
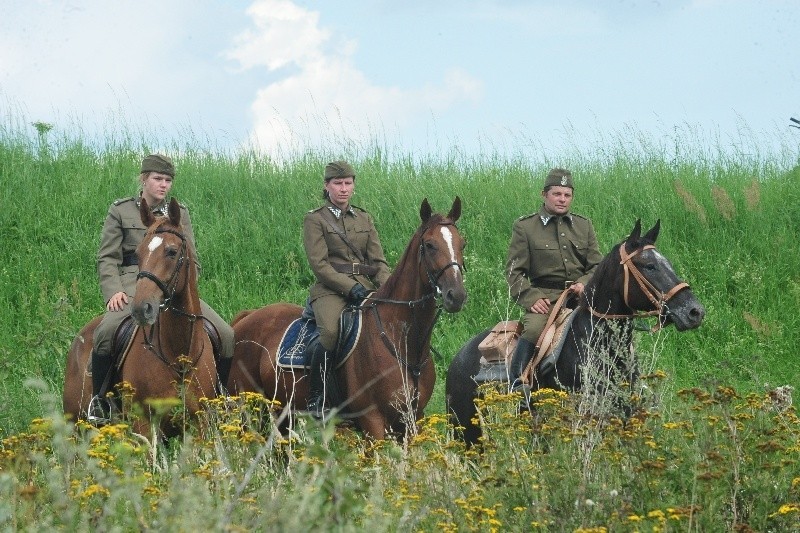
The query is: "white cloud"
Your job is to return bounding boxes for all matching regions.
[228,0,483,156]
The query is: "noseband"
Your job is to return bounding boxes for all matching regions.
[589,244,689,330]
[136,227,188,310]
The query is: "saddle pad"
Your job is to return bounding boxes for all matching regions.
[277,309,363,369]
[277,318,318,368]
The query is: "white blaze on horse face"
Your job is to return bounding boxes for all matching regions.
[440,226,461,277]
[147,235,163,254]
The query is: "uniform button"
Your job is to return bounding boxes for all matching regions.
[561,233,565,236]
[562,245,567,249]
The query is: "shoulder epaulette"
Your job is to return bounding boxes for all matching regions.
[112,196,135,206]
[571,212,590,221]
[351,205,367,213]
[307,206,325,214]
[517,213,537,221]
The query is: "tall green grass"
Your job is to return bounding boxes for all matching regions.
[1,115,799,436]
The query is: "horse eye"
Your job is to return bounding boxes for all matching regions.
[166,247,178,258]
[425,241,436,251]
[644,263,656,271]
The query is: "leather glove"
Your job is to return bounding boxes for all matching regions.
[347,283,369,302]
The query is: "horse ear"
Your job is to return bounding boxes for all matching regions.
[420,198,432,222]
[140,198,155,227]
[628,219,642,244]
[643,219,660,243]
[168,197,181,226]
[447,196,462,223]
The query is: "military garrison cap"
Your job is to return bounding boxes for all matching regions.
[324,160,355,181]
[544,168,573,189]
[141,154,175,177]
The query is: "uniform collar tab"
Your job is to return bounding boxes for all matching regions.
[326,204,355,219]
[136,195,169,216]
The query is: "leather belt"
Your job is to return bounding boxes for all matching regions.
[535,279,573,290]
[331,262,378,277]
[122,253,138,267]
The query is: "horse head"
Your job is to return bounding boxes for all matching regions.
[616,219,705,331]
[131,197,194,326]
[418,197,467,312]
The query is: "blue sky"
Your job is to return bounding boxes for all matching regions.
[1,0,798,161]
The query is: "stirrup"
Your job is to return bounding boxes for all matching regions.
[305,396,331,420]
[86,395,111,427]
[510,380,532,412]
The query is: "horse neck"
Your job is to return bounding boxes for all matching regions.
[576,251,635,344]
[374,234,438,355]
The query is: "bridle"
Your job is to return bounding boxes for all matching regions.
[136,227,190,313]
[135,225,205,374]
[419,220,466,296]
[588,244,689,331]
[364,220,466,308]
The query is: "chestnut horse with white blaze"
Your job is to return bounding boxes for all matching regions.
[63,198,217,439]
[228,197,467,440]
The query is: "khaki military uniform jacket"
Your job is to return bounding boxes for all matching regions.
[506,205,603,311]
[304,201,391,301]
[97,196,195,304]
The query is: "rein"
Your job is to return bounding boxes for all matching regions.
[587,244,689,331]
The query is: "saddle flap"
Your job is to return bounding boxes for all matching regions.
[202,318,223,361]
[536,309,572,358]
[478,320,522,363]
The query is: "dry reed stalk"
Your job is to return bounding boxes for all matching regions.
[711,185,736,221]
[673,181,707,224]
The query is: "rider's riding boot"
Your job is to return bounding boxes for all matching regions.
[306,340,331,419]
[88,349,113,426]
[216,356,233,396]
[508,338,536,393]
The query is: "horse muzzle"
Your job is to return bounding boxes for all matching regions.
[131,299,160,326]
[441,284,467,313]
[665,291,706,331]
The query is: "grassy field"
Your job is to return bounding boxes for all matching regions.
[1,117,799,530]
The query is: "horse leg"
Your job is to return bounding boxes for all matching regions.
[358,412,387,441]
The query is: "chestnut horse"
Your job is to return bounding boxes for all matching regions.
[228,197,467,440]
[446,220,706,446]
[63,198,217,439]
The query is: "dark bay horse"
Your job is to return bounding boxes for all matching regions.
[446,219,705,446]
[63,198,217,439]
[228,197,467,440]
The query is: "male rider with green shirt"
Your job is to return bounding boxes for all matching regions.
[505,168,603,391]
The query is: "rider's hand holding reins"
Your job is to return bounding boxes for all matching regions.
[106,291,129,312]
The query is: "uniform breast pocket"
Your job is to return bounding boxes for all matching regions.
[347,226,371,248]
[532,241,561,270]
[122,221,147,247]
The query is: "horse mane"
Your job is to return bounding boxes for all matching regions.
[376,212,450,297]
